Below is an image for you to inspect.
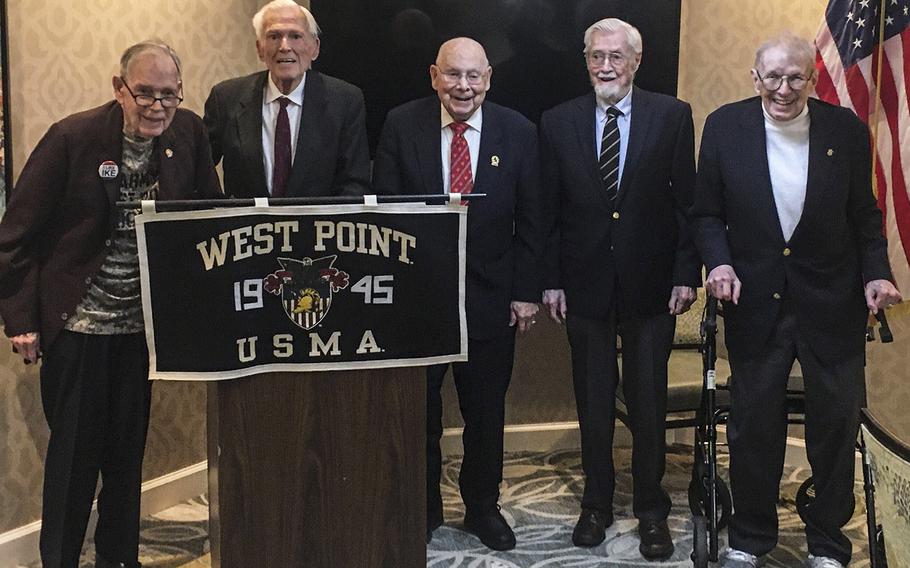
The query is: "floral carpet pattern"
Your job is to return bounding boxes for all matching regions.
[48,446,872,567]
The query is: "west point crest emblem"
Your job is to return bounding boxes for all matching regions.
[262,255,350,330]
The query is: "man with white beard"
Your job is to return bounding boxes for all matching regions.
[539,17,699,561]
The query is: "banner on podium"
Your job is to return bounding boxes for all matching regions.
[136,203,467,380]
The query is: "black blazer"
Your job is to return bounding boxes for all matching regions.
[691,97,892,362]
[372,97,543,340]
[204,70,370,198]
[540,87,700,319]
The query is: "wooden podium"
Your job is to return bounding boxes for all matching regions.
[207,368,426,567]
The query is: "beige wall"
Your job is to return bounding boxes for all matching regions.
[0,0,262,535]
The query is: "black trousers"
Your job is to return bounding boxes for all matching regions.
[38,331,151,568]
[426,331,516,528]
[566,309,675,521]
[727,301,864,565]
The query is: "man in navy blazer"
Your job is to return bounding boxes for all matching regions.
[692,34,901,568]
[373,37,542,551]
[539,18,699,560]
[204,0,370,198]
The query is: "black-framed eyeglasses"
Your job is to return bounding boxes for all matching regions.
[755,70,811,92]
[119,77,183,108]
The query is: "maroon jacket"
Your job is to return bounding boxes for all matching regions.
[0,101,222,349]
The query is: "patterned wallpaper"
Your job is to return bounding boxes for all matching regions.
[3,0,909,540]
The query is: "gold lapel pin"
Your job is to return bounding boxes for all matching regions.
[491,155,500,167]
[826,148,834,157]
[165,148,174,158]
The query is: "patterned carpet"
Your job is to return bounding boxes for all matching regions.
[57,445,872,567]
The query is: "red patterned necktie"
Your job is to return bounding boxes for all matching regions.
[449,121,473,205]
[272,97,291,198]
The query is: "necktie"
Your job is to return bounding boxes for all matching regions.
[599,106,622,201]
[449,121,473,204]
[272,97,292,198]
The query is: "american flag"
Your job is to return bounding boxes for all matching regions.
[816,0,910,292]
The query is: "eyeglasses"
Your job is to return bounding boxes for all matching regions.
[754,70,811,91]
[586,51,628,66]
[119,77,183,108]
[439,70,487,86]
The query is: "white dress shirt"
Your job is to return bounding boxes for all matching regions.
[261,73,306,195]
[440,105,482,194]
[764,104,810,242]
[595,88,633,185]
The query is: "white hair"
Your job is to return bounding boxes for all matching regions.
[754,32,815,71]
[583,18,642,56]
[252,0,321,40]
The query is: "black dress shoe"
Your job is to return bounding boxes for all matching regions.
[572,508,613,547]
[464,506,516,551]
[95,554,142,568]
[638,519,674,560]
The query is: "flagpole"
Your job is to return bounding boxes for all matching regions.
[869,0,887,197]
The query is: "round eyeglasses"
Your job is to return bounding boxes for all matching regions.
[119,77,183,108]
[755,70,811,92]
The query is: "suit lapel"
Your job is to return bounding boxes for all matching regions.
[796,100,836,241]
[571,93,602,193]
[615,87,651,207]
[475,104,503,194]
[236,72,268,197]
[414,99,444,194]
[287,70,325,197]
[99,104,125,232]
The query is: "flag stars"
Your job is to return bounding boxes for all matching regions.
[856,17,866,27]
[847,11,854,20]
[886,15,895,24]
[853,37,863,49]
[860,0,870,8]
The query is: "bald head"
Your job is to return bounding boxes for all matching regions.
[430,37,492,122]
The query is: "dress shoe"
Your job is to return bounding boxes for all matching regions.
[95,554,142,568]
[464,506,516,551]
[572,508,613,547]
[719,548,766,568]
[805,555,845,568]
[638,519,674,560]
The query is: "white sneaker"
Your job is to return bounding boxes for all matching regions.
[805,555,845,568]
[720,548,766,568]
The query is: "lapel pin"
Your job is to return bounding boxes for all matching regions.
[98,160,119,179]
[491,155,500,167]
[827,148,834,157]
[165,148,174,158]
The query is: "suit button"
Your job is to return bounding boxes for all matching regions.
[772,293,781,300]
[84,277,92,285]
[612,211,620,220]
[105,239,112,247]
[61,312,69,320]
[783,247,791,256]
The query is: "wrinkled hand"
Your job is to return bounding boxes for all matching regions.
[705,264,741,304]
[865,279,902,314]
[542,289,567,324]
[10,332,40,364]
[510,301,539,333]
[668,286,696,315]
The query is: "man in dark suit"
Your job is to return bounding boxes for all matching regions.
[372,37,542,551]
[692,34,901,568]
[539,17,699,560]
[204,0,370,198]
[0,41,222,568]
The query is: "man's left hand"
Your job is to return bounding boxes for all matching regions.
[668,286,697,315]
[865,279,902,314]
[510,301,539,333]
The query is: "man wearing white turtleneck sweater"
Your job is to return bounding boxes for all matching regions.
[691,34,901,568]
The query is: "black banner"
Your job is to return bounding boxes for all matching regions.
[136,204,467,380]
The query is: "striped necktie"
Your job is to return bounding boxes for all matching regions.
[449,121,473,204]
[599,106,622,201]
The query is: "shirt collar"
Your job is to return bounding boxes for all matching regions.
[597,86,633,119]
[264,72,306,106]
[440,104,483,132]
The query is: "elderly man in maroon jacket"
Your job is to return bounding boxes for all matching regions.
[0,41,221,568]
